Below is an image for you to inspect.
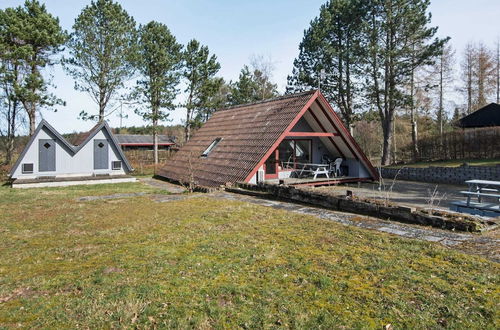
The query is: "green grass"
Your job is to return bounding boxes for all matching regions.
[0,182,498,328]
[386,158,500,168]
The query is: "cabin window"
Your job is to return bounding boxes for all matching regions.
[201,138,222,157]
[22,163,34,174]
[279,139,312,168]
[112,161,122,170]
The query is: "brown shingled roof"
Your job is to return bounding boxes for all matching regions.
[157,91,317,187]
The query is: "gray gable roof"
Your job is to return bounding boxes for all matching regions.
[9,120,133,176]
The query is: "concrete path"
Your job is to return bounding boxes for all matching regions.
[152,190,499,262]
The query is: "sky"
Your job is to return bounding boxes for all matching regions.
[1,0,500,134]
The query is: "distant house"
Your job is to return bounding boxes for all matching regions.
[458,103,500,128]
[157,90,378,188]
[115,134,176,150]
[9,120,134,188]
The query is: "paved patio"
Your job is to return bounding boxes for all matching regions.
[310,180,466,210]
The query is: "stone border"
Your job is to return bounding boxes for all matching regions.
[230,183,498,232]
[381,164,500,185]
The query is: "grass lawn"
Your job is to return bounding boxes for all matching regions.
[0,182,498,328]
[385,158,500,168]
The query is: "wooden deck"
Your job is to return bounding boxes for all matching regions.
[265,176,373,187]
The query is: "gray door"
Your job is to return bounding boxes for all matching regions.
[94,139,109,169]
[39,139,56,172]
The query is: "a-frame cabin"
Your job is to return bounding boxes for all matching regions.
[158,90,378,188]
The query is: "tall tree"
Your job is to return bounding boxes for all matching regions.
[433,44,455,138]
[0,0,66,136]
[182,39,221,142]
[0,56,23,164]
[365,0,447,165]
[194,77,227,124]
[496,38,500,104]
[230,65,260,105]
[474,42,495,108]
[460,42,475,114]
[287,0,368,130]
[249,55,279,101]
[229,60,278,106]
[133,21,182,165]
[65,0,137,122]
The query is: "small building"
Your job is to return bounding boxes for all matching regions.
[458,103,500,128]
[157,90,378,188]
[9,120,135,188]
[115,134,176,150]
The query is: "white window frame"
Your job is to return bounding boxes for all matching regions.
[201,138,222,157]
[22,163,34,174]
[112,161,122,170]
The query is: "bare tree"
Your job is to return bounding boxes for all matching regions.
[495,38,499,104]
[460,42,475,114]
[474,42,496,108]
[432,44,455,138]
[249,54,278,100]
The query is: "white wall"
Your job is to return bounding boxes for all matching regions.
[12,126,127,179]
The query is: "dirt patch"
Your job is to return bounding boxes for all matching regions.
[103,267,124,274]
[0,287,46,304]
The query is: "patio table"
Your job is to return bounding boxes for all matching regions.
[294,163,330,180]
[464,179,500,205]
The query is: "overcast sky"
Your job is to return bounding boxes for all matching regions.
[2,0,499,134]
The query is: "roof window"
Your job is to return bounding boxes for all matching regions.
[201,138,222,157]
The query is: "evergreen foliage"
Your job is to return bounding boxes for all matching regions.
[64,0,138,122]
[182,39,221,141]
[132,21,182,164]
[0,0,66,135]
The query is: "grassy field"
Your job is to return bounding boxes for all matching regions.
[385,158,500,168]
[0,182,498,328]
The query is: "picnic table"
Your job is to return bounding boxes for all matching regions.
[461,179,500,206]
[283,162,331,180]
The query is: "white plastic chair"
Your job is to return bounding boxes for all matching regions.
[330,158,343,177]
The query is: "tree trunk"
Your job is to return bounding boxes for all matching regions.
[153,117,158,166]
[99,90,106,122]
[28,108,36,136]
[438,54,444,140]
[184,108,191,142]
[381,118,393,166]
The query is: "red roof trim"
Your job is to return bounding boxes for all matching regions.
[317,93,379,180]
[243,91,320,182]
[307,107,346,158]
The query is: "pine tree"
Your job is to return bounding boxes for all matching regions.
[0,0,66,135]
[133,21,182,165]
[182,39,221,142]
[65,0,137,122]
[365,0,447,165]
[287,0,368,130]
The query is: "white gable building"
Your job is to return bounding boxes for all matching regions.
[10,120,135,188]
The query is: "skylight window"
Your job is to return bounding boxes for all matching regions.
[201,138,222,157]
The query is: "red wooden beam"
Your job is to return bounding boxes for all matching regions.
[307,109,346,158]
[286,132,338,137]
